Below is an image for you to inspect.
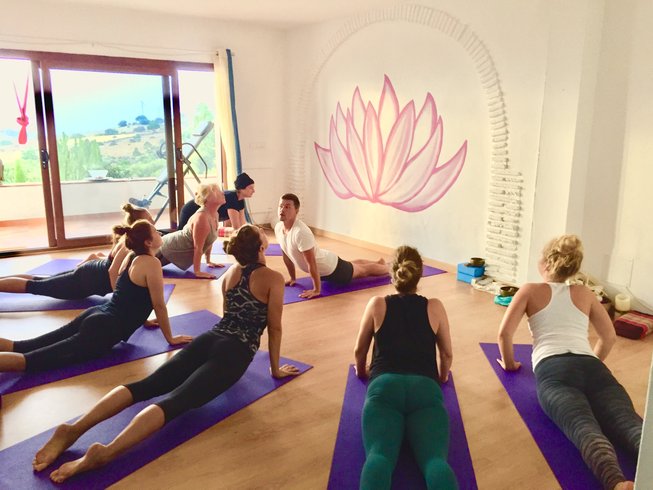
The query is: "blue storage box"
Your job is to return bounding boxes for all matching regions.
[457,262,485,277]
[457,271,476,284]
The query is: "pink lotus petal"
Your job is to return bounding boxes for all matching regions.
[329,118,369,199]
[363,103,383,195]
[346,113,373,197]
[378,75,400,148]
[335,103,348,151]
[379,118,443,203]
[410,93,438,161]
[377,101,415,195]
[351,87,366,138]
[392,141,467,212]
[315,143,353,199]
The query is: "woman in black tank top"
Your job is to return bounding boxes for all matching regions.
[33,225,299,483]
[354,246,457,489]
[0,220,192,374]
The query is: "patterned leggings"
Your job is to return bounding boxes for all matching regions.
[361,373,458,490]
[535,354,642,489]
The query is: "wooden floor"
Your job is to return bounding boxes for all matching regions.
[0,231,651,489]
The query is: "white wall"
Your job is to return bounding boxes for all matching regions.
[285,1,550,276]
[1,0,287,224]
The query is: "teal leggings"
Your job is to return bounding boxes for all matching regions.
[361,373,458,490]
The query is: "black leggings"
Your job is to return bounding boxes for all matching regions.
[13,307,124,372]
[126,330,253,423]
[535,354,642,489]
[26,260,112,299]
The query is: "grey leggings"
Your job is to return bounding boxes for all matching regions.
[535,354,642,489]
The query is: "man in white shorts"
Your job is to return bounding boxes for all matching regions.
[274,193,388,299]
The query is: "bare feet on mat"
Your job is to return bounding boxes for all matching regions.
[33,424,80,471]
[50,443,109,483]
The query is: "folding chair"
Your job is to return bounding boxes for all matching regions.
[130,121,214,223]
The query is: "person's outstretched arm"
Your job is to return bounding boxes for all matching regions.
[190,214,216,279]
[281,251,297,285]
[144,257,193,346]
[227,208,246,230]
[299,248,321,299]
[587,287,616,360]
[429,298,453,383]
[354,297,381,379]
[497,285,529,371]
[266,271,300,378]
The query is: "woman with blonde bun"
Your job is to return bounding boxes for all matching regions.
[0,220,192,374]
[497,235,642,490]
[158,183,225,279]
[33,224,299,483]
[354,246,457,490]
[0,203,153,299]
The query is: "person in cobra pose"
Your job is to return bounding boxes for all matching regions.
[0,203,152,299]
[0,220,192,374]
[32,224,300,482]
[497,235,641,490]
[354,245,457,490]
[178,172,255,230]
[276,193,388,299]
[158,183,225,279]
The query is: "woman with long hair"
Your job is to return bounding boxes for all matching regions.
[354,245,457,490]
[497,235,641,490]
[0,219,192,374]
[32,224,299,482]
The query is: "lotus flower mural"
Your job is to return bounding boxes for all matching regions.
[314,75,467,212]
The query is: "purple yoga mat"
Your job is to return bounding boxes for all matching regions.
[284,265,446,305]
[0,284,175,313]
[26,258,83,276]
[0,309,216,396]
[480,343,637,489]
[0,351,311,489]
[162,262,231,279]
[212,241,283,256]
[328,367,477,490]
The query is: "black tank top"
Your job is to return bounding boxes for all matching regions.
[100,254,154,340]
[369,294,438,381]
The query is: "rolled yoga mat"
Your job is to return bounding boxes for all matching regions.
[328,367,478,490]
[0,281,175,313]
[0,308,216,396]
[213,241,283,256]
[0,350,312,489]
[284,265,446,305]
[479,343,637,489]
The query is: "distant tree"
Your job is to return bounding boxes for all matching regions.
[147,122,160,131]
[105,128,119,135]
[135,115,149,125]
[154,117,164,124]
[118,120,128,127]
[134,126,145,133]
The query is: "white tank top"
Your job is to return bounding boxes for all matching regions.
[528,282,597,369]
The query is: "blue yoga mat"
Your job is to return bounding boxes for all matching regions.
[0,351,312,489]
[0,283,174,313]
[0,309,215,395]
[283,265,446,305]
[161,262,231,279]
[328,367,477,489]
[480,343,637,489]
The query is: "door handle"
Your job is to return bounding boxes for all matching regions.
[40,149,49,169]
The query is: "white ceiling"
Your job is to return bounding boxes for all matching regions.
[42,0,406,28]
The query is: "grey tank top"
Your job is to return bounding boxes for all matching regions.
[160,208,218,270]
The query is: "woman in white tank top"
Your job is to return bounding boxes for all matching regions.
[496,235,641,490]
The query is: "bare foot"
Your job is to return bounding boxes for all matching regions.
[614,481,634,490]
[33,424,80,472]
[50,443,109,483]
[377,258,386,265]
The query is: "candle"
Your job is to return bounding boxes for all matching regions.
[615,293,631,312]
